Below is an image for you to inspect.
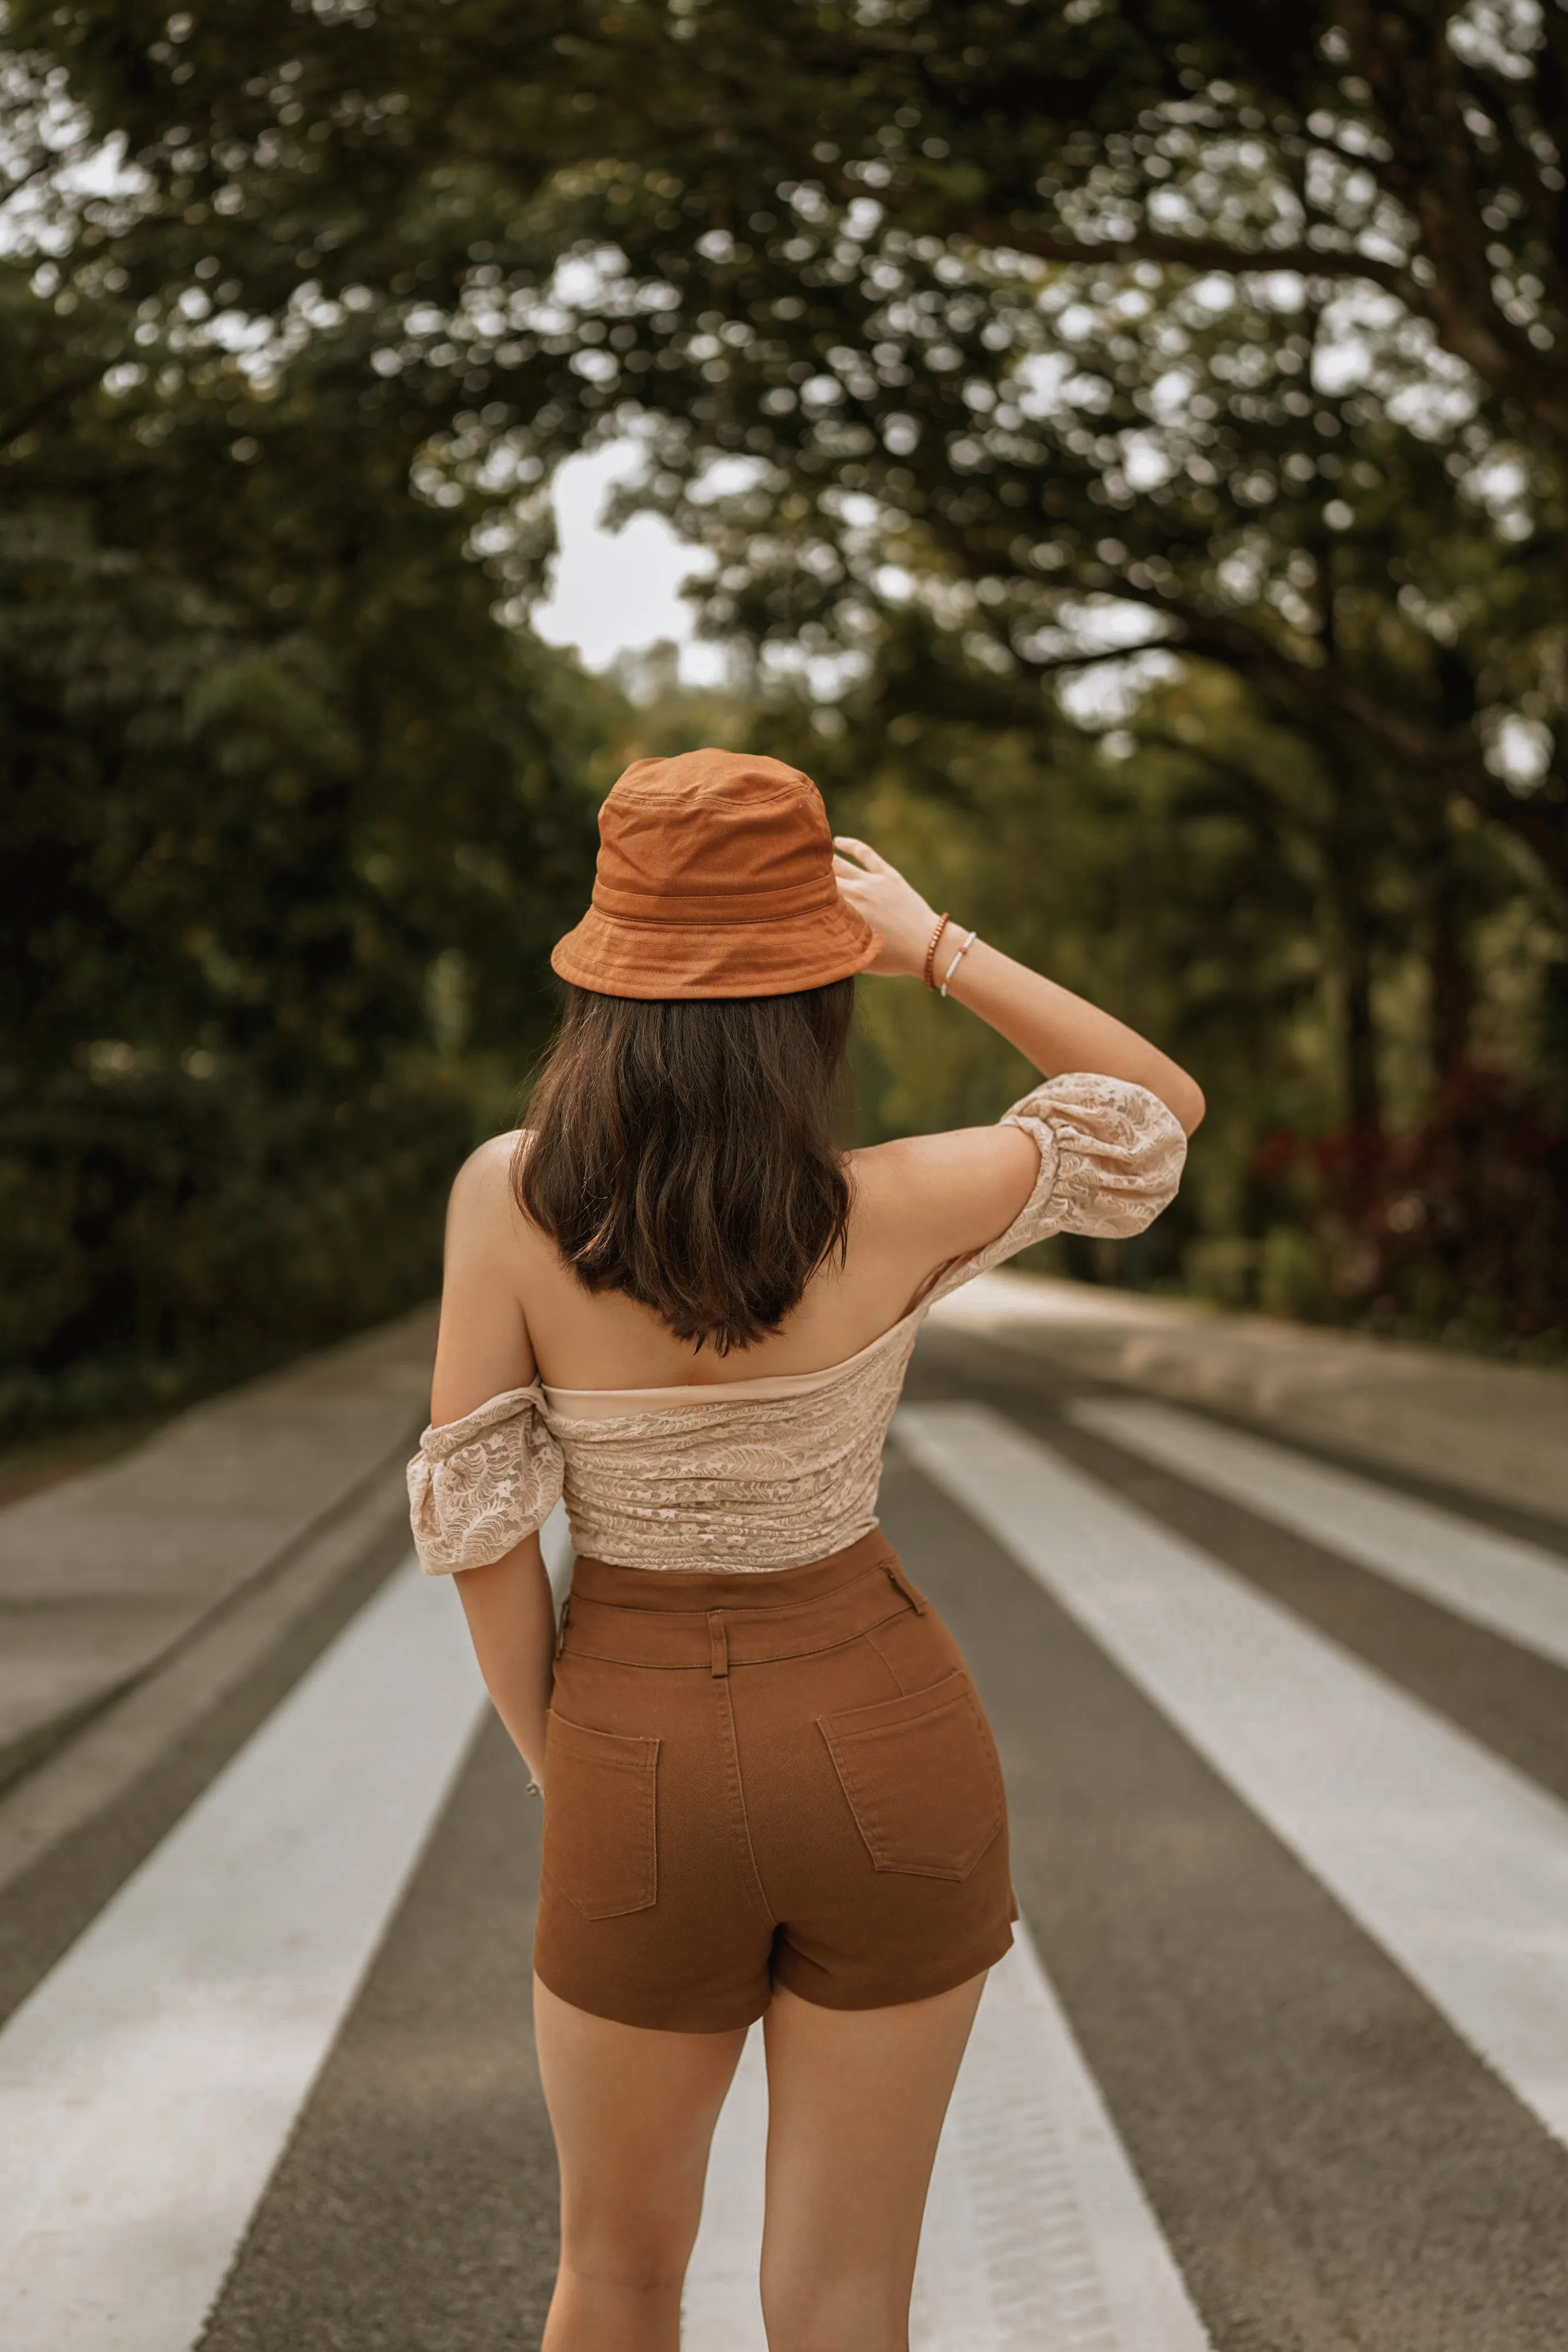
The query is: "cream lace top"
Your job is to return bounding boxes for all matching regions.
[407,1074,1185,1576]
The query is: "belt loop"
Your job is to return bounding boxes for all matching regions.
[708,1612,730,1678]
[885,1560,927,1616]
[556,1593,572,1658]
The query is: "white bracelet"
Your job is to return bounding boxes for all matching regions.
[938,929,977,997]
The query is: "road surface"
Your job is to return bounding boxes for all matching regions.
[2,1321,1565,2350]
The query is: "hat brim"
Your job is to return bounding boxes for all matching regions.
[550,896,882,1000]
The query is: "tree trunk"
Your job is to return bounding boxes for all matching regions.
[1342,910,1382,1137]
[1429,854,1474,1091]
[1323,808,1383,1138]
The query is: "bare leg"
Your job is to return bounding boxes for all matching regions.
[758,1972,987,2352]
[535,1974,748,2352]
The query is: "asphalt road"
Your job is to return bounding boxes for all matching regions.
[4,1324,1567,2351]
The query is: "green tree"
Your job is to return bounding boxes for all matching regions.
[8,0,1565,1357]
[0,54,611,1427]
[25,1,1560,868]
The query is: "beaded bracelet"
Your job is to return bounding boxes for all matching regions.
[938,928,978,998]
[921,911,951,991]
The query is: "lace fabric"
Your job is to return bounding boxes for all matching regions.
[407,1073,1186,1575]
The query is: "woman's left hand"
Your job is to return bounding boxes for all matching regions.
[833,838,947,979]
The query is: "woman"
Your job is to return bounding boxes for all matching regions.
[408,747,1201,2352]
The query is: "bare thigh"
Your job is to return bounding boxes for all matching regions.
[759,1971,987,2352]
[534,1974,747,2352]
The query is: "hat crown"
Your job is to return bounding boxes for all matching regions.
[550,743,881,997]
[594,749,834,910]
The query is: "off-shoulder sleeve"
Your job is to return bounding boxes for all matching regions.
[406,1384,564,1575]
[927,1073,1186,1307]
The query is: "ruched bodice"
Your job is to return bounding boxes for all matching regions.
[407,1074,1186,1575]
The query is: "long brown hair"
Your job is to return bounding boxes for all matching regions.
[516,981,855,1354]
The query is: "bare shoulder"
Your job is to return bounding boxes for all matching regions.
[444,1129,546,1256]
[849,1121,1041,1262]
[448,1128,523,1217]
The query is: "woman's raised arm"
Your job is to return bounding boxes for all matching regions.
[833,837,1206,1137]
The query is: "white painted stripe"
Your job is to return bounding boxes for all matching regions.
[915,1920,1211,2351]
[1071,1396,1568,1672]
[0,1558,486,2352]
[684,1923,1211,2351]
[895,1404,1568,2151]
[682,2026,768,2348]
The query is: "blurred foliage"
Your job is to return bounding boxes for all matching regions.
[756,617,1568,1351]
[4,0,1567,1396]
[21,0,1561,862]
[0,99,618,1431]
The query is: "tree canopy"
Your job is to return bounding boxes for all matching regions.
[4,0,1565,1404]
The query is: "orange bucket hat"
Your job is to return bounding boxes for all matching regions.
[550,747,882,1000]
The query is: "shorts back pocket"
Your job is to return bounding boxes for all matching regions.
[817,1670,1004,1882]
[541,1709,660,1919]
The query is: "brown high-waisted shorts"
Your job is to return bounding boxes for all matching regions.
[534,1531,1015,2033]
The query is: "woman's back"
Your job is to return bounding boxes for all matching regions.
[434,1115,1042,1406]
[411,1073,1188,1577]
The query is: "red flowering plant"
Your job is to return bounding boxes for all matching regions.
[1251,1072,1568,1358]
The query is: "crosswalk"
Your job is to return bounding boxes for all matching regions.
[684,1918,1212,2351]
[2,1377,1565,2348]
[1069,1395,1568,1673]
[0,1564,487,2352]
[897,1403,1568,2153]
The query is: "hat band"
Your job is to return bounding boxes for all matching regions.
[590,875,839,927]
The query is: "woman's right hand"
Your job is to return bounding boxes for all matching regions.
[833,837,950,979]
